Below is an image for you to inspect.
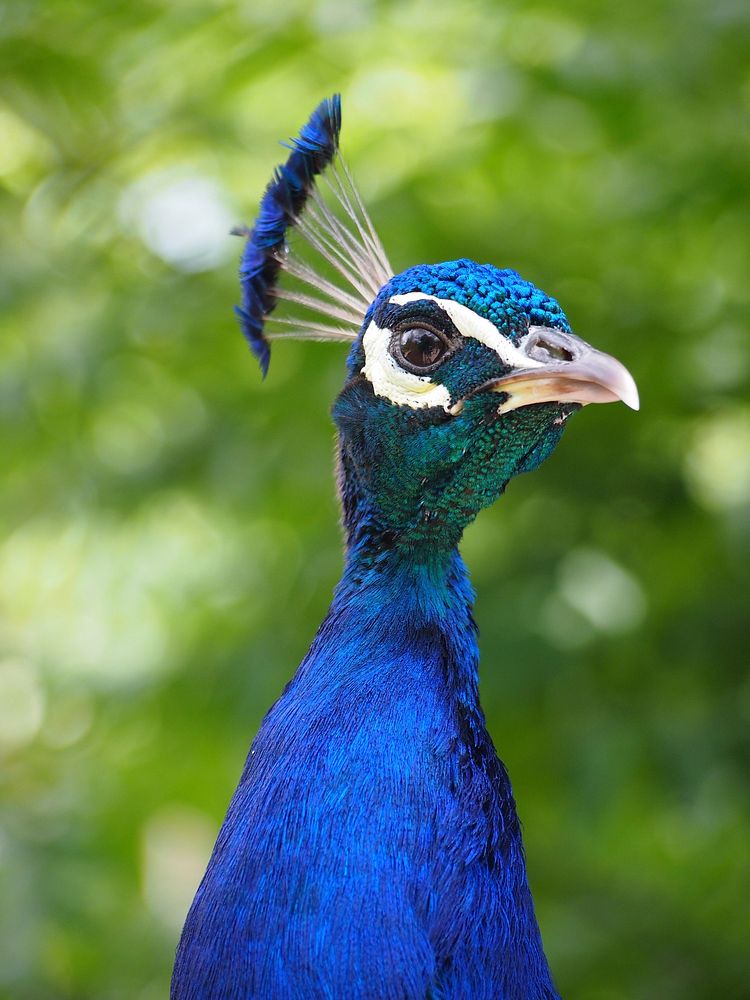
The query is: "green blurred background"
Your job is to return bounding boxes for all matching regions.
[1,1,749,997]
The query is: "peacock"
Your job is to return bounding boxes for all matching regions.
[171,95,638,1000]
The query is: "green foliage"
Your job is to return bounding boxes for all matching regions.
[1,1,749,997]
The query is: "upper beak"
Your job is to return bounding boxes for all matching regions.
[484,326,639,414]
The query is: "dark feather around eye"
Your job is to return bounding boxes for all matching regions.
[393,327,450,373]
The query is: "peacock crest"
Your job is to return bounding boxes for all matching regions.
[234,94,391,375]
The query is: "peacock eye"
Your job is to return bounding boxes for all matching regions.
[397,327,448,371]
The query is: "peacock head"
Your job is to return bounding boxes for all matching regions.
[235,96,638,553]
[333,260,637,549]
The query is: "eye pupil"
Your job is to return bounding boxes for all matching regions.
[399,328,446,369]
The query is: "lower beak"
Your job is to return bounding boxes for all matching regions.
[485,327,639,414]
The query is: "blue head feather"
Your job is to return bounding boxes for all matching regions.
[235,95,342,376]
[346,259,571,378]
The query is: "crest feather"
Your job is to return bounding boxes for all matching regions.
[236,95,392,376]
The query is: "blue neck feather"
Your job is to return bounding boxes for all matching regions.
[172,455,560,1000]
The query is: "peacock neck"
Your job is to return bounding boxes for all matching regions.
[340,520,477,673]
[250,457,559,999]
[313,441,482,703]
[340,536,473,628]
[293,478,558,1000]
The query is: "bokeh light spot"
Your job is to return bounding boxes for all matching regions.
[141,806,217,932]
[0,659,45,750]
[557,548,647,634]
[684,408,750,511]
[120,172,235,273]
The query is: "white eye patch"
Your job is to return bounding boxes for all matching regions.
[361,292,543,410]
[362,323,452,409]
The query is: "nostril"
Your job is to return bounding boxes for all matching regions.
[530,338,574,363]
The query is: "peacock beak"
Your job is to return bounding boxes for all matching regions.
[485,326,639,414]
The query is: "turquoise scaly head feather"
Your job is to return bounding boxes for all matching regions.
[171,97,639,1000]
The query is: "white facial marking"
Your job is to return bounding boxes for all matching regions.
[362,323,451,409]
[390,293,543,371]
[360,292,543,410]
